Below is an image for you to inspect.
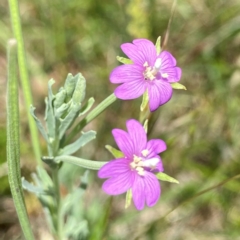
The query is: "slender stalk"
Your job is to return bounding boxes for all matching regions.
[7,39,35,240]
[8,0,42,165]
[66,93,117,143]
[52,168,62,240]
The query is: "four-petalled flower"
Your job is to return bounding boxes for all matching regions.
[98,119,167,210]
[110,39,182,111]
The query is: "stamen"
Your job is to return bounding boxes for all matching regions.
[143,61,148,67]
[141,149,149,157]
[143,157,159,168]
[154,58,162,69]
[161,73,168,78]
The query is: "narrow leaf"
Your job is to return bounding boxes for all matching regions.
[55,102,71,119]
[54,155,107,170]
[45,97,56,140]
[156,172,179,184]
[22,177,44,194]
[36,166,54,189]
[59,103,81,139]
[116,56,133,64]
[79,97,95,117]
[105,145,124,158]
[72,73,86,104]
[171,82,187,90]
[30,105,48,142]
[64,73,76,101]
[155,36,161,55]
[48,79,55,104]
[59,131,96,156]
[54,88,66,109]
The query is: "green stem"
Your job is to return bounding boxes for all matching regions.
[55,155,107,170]
[52,168,62,240]
[66,93,117,143]
[7,39,35,240]
[8,0,42,166]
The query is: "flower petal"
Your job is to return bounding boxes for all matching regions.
[102,171,133,195]
[144,171,161,207]
[132,175,145,210]
[160,67,182,82]
[133,39,157,67]
[126,119,147,155]
[114,79,146,100]
[143,155,164,172]
[159,51,176,68]
[155,158,164,172]
[147,80,173,111]
[112,129,134,158]
[121,43,146,65]
[110,64,144,84]
[146,139,167,157]
[98,158,130,179]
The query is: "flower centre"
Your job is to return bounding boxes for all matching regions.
[143,58,162,81]
[130,155,160,176]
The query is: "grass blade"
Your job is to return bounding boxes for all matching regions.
[7,39,35,240]
[8,0,42,165]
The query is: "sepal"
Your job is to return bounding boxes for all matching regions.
[155,172,179,184]
[105,145,124,158]
[171,82,187,90]
[155,36,161,55]
[116,56,133,64]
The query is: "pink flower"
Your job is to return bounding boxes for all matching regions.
[98,119,167,210]
[110,39,182,111]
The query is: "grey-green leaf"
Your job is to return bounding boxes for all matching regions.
[59,103,81,139]
[155,172,179,184]
[30,105,48,142]
[64,73,76,102]
[59,131,96,156]
[55,102,71,119]
[48,79,55,104]
[72,73,86,104]
[45,97,56,139]
[79,97,95,117]
[54,155,107,170]
[22,177,44,194]
[54,88,66,109]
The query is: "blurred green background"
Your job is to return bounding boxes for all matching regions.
[1,0,240,239]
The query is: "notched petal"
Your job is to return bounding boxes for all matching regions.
[126,119,147,155]
[98,158,130,178]
[114,80,146,100]
[112,129,134,158]
[110,64,143,84]
[148,81,173,111]
[144,172,161,207]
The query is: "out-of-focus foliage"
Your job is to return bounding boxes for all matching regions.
[1,0,240,239]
